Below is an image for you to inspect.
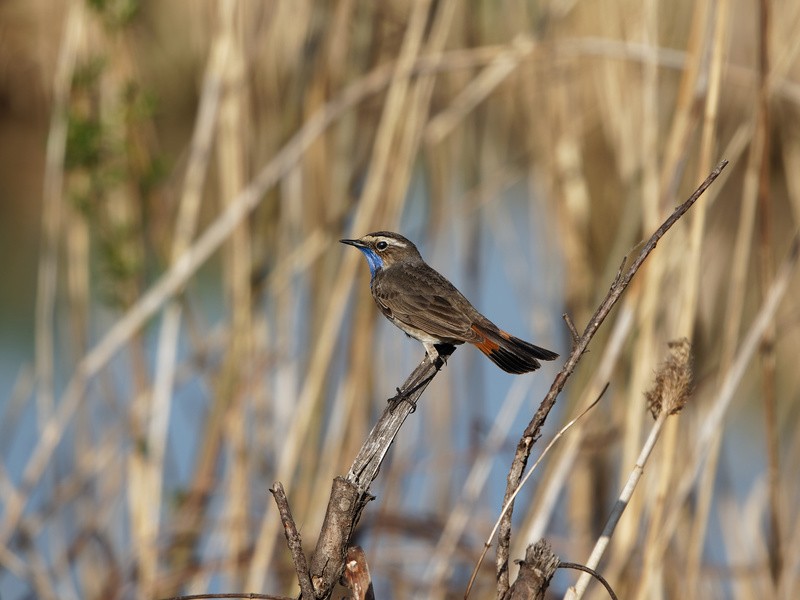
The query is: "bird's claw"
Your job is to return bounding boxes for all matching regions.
[388,387,418,413]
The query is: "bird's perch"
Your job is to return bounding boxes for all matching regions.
[303,345,455,595]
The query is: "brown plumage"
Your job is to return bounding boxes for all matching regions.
[341,231,558,374]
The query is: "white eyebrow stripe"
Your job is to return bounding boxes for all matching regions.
[384,238,406,247]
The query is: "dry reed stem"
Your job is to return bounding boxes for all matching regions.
[612,37,660,554]
[568,408,671,600]
[35,0,84,425]
[143,2,238,594]
[169,2,254,594]
[216,1,251,588]
[685,42,766,600]
[382,0,457,225]
[613,199,658,570]
[631,2,730,596]
[655,0,710,215]
[10,3,82,592]
[755,0,782,586]
[693,8,786,597]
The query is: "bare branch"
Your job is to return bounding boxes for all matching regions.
[347,346,454,489]
[308,347,455,595]
[495,160,729,594]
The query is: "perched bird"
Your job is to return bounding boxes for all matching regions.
[341,231,558,374]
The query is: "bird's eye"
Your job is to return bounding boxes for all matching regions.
[376,241,388,250]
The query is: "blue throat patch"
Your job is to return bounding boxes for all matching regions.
[357,247,383,280]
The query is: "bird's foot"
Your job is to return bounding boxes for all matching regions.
[432,343,456,369]
[388,386,403,404]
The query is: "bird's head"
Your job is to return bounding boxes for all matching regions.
[340,231,422,279]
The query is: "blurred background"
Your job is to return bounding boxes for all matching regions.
[1,0,799,598]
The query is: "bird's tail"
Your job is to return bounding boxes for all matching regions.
[470,321,558,374]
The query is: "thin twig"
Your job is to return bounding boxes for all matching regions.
[269,482,315,600]
[464,384,607,598]
[562,313,580,347]
[495,160,729,595]
[558,563,619,600]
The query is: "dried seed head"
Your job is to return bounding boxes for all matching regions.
[645,338,693,419]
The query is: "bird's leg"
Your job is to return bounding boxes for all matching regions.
[432,343,455,366]
[423,341,441,366]
[401,342,441,395]
[388,342,454,410]
[390,342,439,400]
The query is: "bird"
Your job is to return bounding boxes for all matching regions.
[340,231,558,374]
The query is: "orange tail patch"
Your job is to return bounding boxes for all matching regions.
[470,322,557,374]
[471,323,500,355]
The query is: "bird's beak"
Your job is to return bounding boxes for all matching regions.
[340,238,366,248]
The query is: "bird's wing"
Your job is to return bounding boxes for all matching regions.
[373,264,481,343]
